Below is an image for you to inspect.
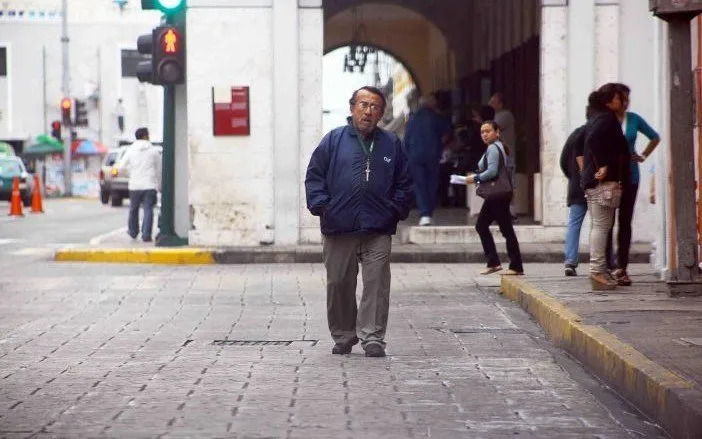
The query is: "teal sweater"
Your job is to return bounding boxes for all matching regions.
[623,112,659,185]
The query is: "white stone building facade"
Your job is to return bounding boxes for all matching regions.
[0,0,680,270]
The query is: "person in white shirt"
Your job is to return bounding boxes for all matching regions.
[116,127,161,242]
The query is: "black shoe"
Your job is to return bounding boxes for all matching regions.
[142,237,152,242]
[364,343,386,357]
[564,265,577,277]
[331,336,358,355]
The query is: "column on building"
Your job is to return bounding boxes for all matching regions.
[539,0,570,226]
[297,1,324,245]
[186,0,322,246]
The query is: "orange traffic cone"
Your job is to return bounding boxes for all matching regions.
[30,175,43,213]
[8,177,23,216]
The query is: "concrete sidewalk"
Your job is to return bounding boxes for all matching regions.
[55,240,653,264]
[500,265,702,439]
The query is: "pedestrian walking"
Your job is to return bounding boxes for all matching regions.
[115,127,161,243]
[404,93,452,226]
[559,110,590,276]
[305,86,413,358]
[582,85,630,290]
[606,83,660,286]
[464,120,524,276]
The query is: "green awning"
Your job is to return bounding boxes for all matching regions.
[23,135,64,157]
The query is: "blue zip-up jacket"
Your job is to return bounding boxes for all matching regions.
[404,106,451,163]
[305,120,413,236]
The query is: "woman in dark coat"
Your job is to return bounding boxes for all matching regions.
[581,84,630,290]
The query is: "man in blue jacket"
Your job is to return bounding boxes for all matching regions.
[305,86,413,358]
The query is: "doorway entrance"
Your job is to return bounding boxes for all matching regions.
[323,0,542,227]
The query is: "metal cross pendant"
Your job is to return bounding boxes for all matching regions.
[365,161,371,181]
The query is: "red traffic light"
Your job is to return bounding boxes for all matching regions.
[61,97,72,110]
[161,28,179,54]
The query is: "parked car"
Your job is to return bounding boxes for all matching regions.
[99,146,129,206]
[0,156,34,206]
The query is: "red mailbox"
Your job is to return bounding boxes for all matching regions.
[213,86,250,136]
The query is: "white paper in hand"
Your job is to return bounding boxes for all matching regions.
[450,174,467,185]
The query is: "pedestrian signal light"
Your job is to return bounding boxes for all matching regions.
[60,98,72,124]
[136,25,185,86]
[162,28,178,53]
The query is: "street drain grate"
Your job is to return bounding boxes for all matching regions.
[448,327,523,334]
[212,340,318,347]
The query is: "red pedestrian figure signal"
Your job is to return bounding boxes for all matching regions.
[163,28,178,53]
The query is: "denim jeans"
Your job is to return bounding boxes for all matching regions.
[128,189,157,241]
[564,203,587,267]
[409,161,439,217]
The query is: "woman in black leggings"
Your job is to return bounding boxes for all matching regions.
[465,120,523,276]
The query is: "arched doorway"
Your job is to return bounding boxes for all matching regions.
[323,45,419,137]
[324,0,541,231]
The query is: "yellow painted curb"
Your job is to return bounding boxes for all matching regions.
[55,248,215,265]
[500,276,697,438]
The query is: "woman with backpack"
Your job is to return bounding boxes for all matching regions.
[464,120,524,275]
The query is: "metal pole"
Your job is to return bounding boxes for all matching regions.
[155,84,185,246]
[61,0,72,196]
[42,46,47,132]
[97,47,103,145]
[666,15,701,293]
[155,12,187,247]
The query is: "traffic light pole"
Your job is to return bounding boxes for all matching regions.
[60,0,72,196]
[156,84,186,247]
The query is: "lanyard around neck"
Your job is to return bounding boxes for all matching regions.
[352,125,374,158]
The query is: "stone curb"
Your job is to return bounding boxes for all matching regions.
[54,247,650,265]
[500,276,702,439]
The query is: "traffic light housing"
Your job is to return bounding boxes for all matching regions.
[50,120,61,140]
[141,0,185,14]
[136,25,185,86]
[74,99,88,126]
[60,98,72,125]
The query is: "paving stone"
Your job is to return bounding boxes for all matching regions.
[0,262,665,437]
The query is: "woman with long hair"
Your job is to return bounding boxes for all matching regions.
[606,83,660,286]
[582,84,630,290]
[465,120,523,275]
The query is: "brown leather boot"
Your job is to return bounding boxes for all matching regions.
[590,272,617,291]
[612,269,632,286]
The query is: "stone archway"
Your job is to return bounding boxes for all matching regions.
[324,3,452,96]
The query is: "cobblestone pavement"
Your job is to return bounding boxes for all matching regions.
[0,262,665,438]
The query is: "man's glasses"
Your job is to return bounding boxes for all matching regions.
[356,101,383,113]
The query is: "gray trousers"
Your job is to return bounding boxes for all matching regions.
[586,195,615,274]
[322,234,392,349]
